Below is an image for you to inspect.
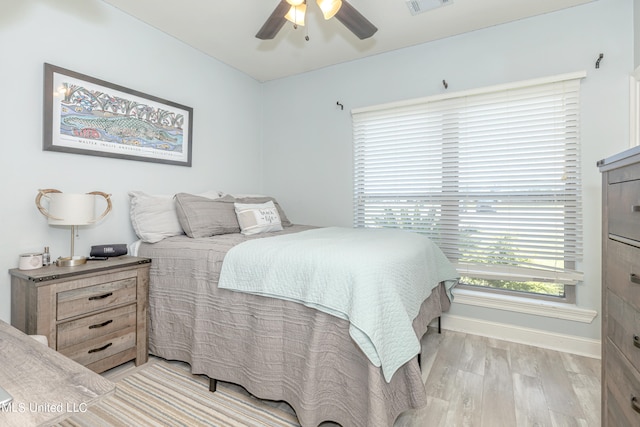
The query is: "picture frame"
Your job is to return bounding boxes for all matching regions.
[43,63,193,167]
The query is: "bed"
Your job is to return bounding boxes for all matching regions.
[130,191,458,427]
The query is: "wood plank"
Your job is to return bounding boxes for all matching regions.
[458,333,487,376]
[8,256,150,282]
[59,327,136,366]
[443,370,483,426]
[57,277,136,320]
[535,346,586,420]
[135,263,150,366]
[508,341,540,378]
[560,351,601,379]
[549,410,589,427]
[481,346,516,427]
[604,340,640,425]
[57,303,137,349]
[395,396,449,427]
[36,281,57,348]
[513,372,552,426]
[424,330,465,401]
[419,327,444,382]
[10,276,28,332]
[567,372,601,427]
[87,347,138,374]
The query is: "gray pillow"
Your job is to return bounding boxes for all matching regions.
[233,196,292,227]
[175,193,239,238]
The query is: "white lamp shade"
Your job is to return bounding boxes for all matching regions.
[285,4,306,26]
[47,193,97,225]
[317,0,342,19]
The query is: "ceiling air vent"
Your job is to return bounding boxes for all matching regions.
[406,0,453,16]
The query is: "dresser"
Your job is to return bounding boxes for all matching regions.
[598,145,640,426]
[0,320,115,426]
[10,256,150,374]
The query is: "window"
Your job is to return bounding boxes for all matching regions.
[352,73,585,301]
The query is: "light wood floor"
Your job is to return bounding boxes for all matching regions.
[104,329,601,427]
[398,329,601,427]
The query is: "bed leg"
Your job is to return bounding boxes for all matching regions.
[438,316,441,334]
[209,378,217,392]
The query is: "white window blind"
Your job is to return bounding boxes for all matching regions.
[352,73,584,286]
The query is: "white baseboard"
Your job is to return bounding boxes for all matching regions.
[434,313,601,359]
[451,288,598,323]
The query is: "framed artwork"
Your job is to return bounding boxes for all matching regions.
[43,63,193,166]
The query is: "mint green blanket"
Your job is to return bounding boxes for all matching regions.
[218,227,458,382]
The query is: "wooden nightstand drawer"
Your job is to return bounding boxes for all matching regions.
[608,178,640,243]
[58,327,136,367]
[57,277,137,320]
[606,290,640,372]
[605,339,640,426]
[606,239,640,312]
[57,303,137,350]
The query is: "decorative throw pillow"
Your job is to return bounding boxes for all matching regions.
[175,193,239,238]
[233,196,293,227]
[234,201,284,235]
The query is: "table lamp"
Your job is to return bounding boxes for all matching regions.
[35,189,112,266]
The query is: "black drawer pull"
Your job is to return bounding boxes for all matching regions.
[632,396,640,414]
[88,319,113,330]
[88,342,113,354]
[634,335,640,349]
[631,274,640,285]
[633,205,640,212]
[88,292,113,301]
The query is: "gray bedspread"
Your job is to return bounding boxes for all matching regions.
[138,225,451,427]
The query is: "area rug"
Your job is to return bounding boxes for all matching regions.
[56,361,301,427]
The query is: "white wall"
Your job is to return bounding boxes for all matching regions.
[635,0,640,68]
[0,0,263,322]
[1,0,633,345]
[261,0,635,342]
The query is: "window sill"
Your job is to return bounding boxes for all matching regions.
[451,288,598,324]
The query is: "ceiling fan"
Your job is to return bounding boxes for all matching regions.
[256,0,378,41]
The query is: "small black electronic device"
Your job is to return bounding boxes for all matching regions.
[90,244,128,258]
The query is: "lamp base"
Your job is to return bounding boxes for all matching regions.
[56,256,87,267]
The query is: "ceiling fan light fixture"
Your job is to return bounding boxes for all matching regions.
[285,3,307,26]
[256,0,376,41]
[317,0,342,20]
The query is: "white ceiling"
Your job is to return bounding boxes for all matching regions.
[101,0,596,82]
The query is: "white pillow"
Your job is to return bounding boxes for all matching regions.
[128,191,183,243]
[234,201,283,236]
[219,192,266,198]
[129,190,221,243]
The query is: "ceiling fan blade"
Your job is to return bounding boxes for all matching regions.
[334,0,378,40]
[256,0,290,40]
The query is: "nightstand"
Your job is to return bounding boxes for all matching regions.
[9,256,150,373]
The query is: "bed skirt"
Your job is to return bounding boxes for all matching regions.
[140,228,450,427]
